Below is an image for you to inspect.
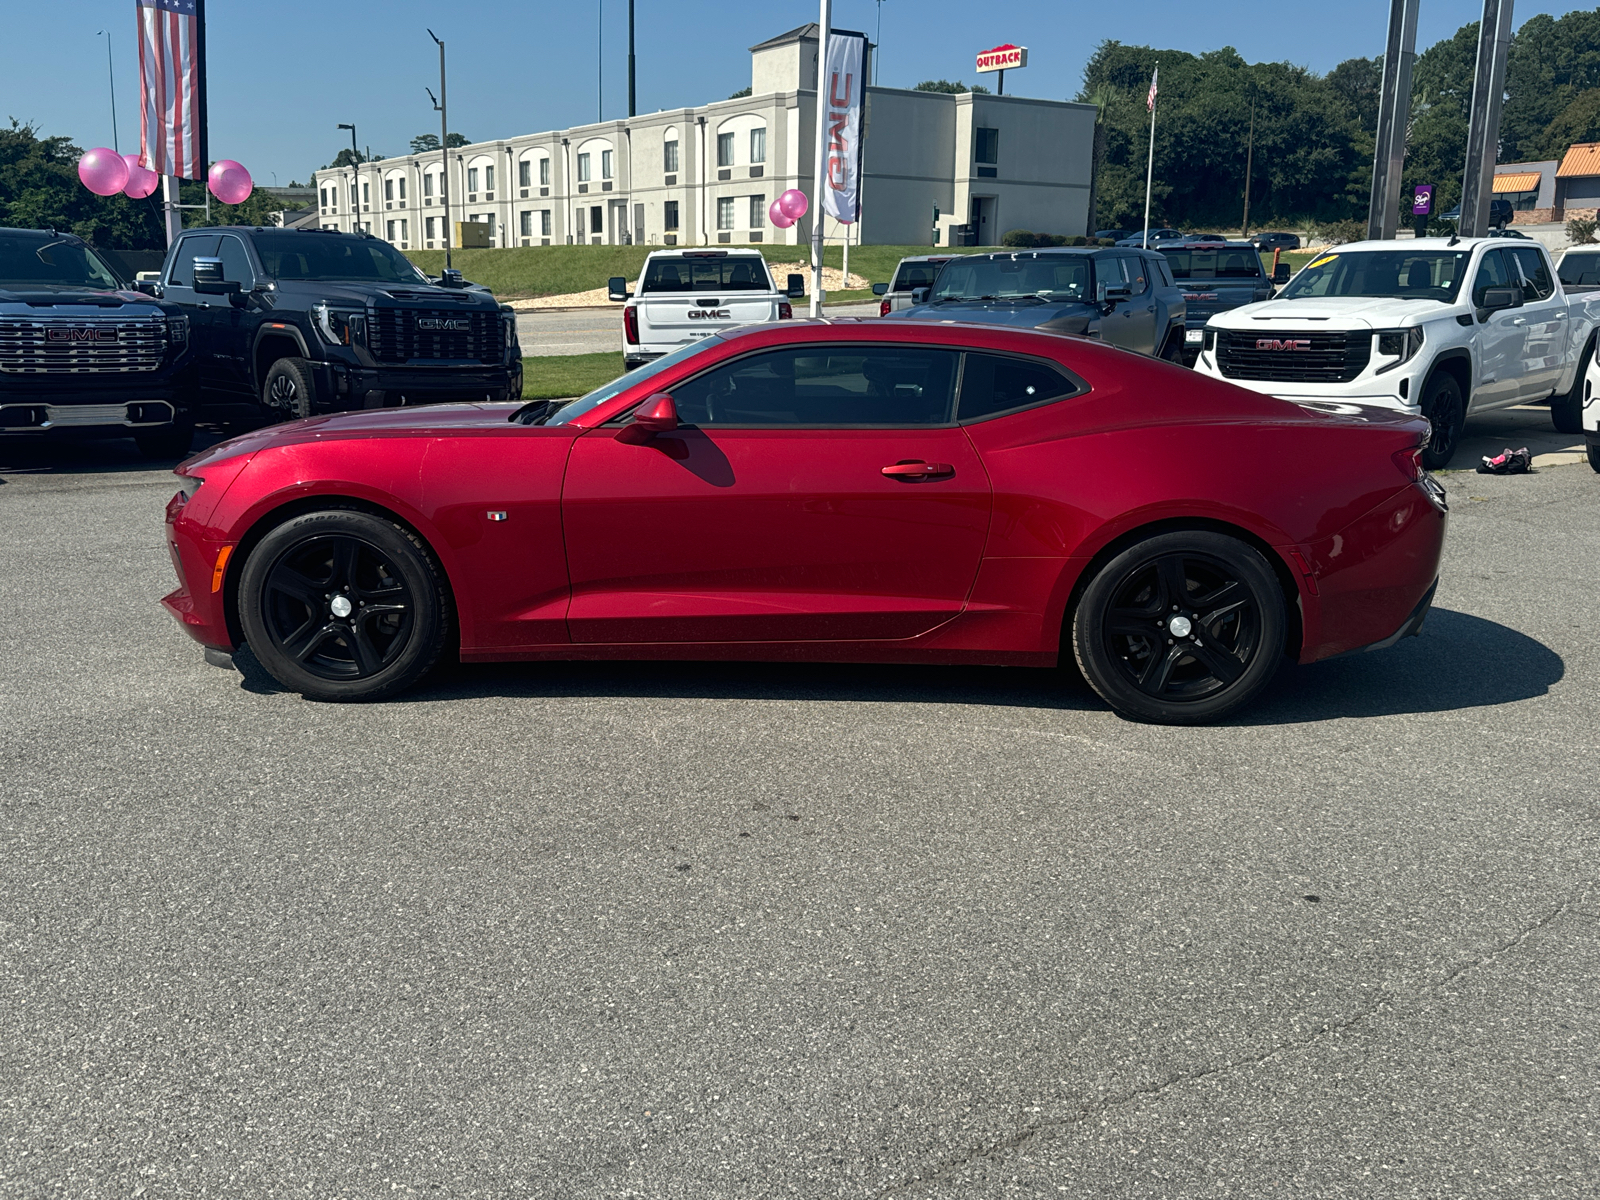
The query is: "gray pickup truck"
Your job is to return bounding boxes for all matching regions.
[1153,240,1288,365]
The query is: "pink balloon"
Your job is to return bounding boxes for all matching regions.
[78,147,129,197]
[768,199,795,229]
[778,188,809,220]
[121,154,159,199]
[207,159,253,206]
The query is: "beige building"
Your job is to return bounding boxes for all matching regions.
[312,24,1095,252]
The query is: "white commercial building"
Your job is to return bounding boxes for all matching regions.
[312,24,1095,251]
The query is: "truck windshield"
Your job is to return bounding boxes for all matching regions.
[930,255,1091,301]
[1558,252,1600,287]
[640,256,773,293]
[250,232,430,283]
[539,338,722,425]
[1278,249,1470,302]
[1160,249,1263,279]
[0,234,124,289]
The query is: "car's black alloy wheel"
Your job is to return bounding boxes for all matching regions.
[262,356,316,421]
[1420,372,1464,470]
[239,509,449,701]
[1073,530,1286,724]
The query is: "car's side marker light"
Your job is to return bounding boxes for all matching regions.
[1287,548,1319,596]
[487,511,508,522]
[211,545,234,593]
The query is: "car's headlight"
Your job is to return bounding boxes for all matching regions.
[313,302,368,346]
[165,314,189,346]
[1375,327,1424,374]
[501,310,518,351]
[174,472,203,502]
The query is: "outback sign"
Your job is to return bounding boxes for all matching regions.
[975,44,1027,74]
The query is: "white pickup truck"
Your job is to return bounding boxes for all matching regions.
[609,248,805,370]
[1194,237,1600,467]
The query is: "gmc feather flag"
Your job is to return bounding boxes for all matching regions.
[821,32,868,224]
[138,0,205,179]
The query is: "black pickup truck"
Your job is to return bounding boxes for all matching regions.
[142,227,520,428]
[1153,241,1287,365]
[1,227,197,458]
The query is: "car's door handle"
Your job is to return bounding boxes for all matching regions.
[882,460,955,481]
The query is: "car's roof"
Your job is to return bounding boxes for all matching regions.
[646,247,764,257]
[894,254,953,263]
[0,226,81,239]
[1319,237,1510,253]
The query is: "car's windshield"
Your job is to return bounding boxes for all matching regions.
[640,256,772,293]
[891,261,946,291]
[1160,248,1263,279]
[1558,252,1600,287]
[1279,249,1470,302]
[930,254,1091,301]
[539,338,722,425]
[0,234,123,289]
[250,232,430,283]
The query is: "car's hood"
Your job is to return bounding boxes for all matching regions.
[271,280,503,308]
[1209,295,1450,328]
[891,299,1095,330]
[0,284,166,309]
[184,403,535,469]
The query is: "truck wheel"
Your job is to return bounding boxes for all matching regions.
[1589,443,1600,473]
[134,418,196,461]
[1160,331,1184,363]
[1550,341,1590,435]
[1420,372,1464,469]
[262,357,317,422]
[238,509,450,702]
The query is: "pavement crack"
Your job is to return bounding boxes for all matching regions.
[869,887,1590,1197]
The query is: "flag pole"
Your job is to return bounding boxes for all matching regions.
[1142,62,1157,249]
[809,0,832,319]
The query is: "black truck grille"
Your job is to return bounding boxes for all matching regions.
[0,318,166,374]
[1216,330,1371,383]
[369,308,504,364]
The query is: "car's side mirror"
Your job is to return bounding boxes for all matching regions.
[440,268,465,288]
[787,273,806,298]
[608,275,631,302]
[872,282,889,296]
[1478,287,1522,314]
[1096,281,1131,306]
[191,257,240,295]
[133,279,162,298]
[1272,264,1291,284]
[910,286,930,305]
[618,393,680,443]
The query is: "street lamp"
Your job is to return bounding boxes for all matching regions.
[337,122,359,231]
[96,30,119,152]
[427,29,452,268]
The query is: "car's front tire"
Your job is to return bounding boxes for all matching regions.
[262,356,317,422]
[238,509,450,701]
[1550,340,1591,435]
[1419,371,1465,470]
[1072,530,1287,724]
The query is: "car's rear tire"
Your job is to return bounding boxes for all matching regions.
[134,417,195,461]
[1550,340,1590,435]
[1072,530,1287,724]
[1419,371,1465,470]
[1588,442,1600,473]
[262,356,317,422]
[238,509,450,701]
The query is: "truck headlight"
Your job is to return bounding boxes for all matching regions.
[313,302,368,347]
[165,314,189,346]
[1375,327,1424,374]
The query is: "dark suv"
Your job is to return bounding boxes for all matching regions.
[146,227,520,427]
[1152,241,1286,364]
[889,247,1187,359]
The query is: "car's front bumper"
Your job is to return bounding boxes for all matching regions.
[315,361,517,409]
[0,369,195,435]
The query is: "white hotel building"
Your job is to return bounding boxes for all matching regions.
[311,24,1096,251]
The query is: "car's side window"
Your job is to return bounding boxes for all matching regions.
[217,235,255,290]
[165,235,219,287]
[1120,255,1150,296]
[1510,246,1555,301]
[669,346,959,427]
[1471,249,1513,307]
[957,352,1084,423]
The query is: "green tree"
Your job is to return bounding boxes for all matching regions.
[0,119,165,250]
[912,79,990,95]
[1500,8,1600,162]
[409,132,469,154]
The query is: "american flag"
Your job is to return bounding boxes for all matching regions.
[138,0,204,180]
[1147,66,1159,113]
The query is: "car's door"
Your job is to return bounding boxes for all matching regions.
[1507,244,1567,399]
[1103,255,1157,353]
[203,233,258,398]
[560,342,991,644]
[159,234,219,379]
[1469,248,1525,411]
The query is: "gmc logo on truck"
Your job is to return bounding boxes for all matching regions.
[1256,338,1312,351]
[45,327,118,343]
[687,309,731,320]
[416,317,470,332]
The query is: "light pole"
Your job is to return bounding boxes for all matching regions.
[96,30,119,153]
[874,0,886,85]
[427,29,452,268]
[337,122,359,231]
[597,0,604,123]
[628,0,636,117]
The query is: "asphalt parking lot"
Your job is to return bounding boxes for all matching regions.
[3,438,1598,1198]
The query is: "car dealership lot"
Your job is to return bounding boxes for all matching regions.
[2,443,1598,1197]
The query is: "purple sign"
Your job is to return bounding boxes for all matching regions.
[1412,185,1435,216]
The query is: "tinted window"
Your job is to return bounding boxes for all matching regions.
[891,261,947,291]
[0,235,123,289]
[1510,246,1555,300]
[640,256,772,293]
[958,353,1081,422]
[251,233,427,283]
[932,254,1091,301]
[1160,249,1264,280]
[217,235,254,287]
[670,346,958,427]
[1117,256,1149,296]
[1559,251,1600,287]
[1471,249,1513,306]
[165,235,219,286]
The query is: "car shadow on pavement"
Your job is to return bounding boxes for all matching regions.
[234,606,1561,723]
[0,431,226,478]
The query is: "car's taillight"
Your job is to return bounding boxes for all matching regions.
[1392,444,1425,482]
[778,301,792,320]
[622,304,639,345]
[880,298,891,318]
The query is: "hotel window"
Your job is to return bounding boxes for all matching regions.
[541,210,551,236]
[664,200,680,231]
[577,153,591,182]
[386,219,396,241]
[319,187,327,208]
[601,150,613,179]
[519,160,531,188]
[590,207,603,234]
[398,177,407,200]
[975,127,999,165]
[349,183,357,207]
[717,132,735,167]
[520,210,533,237]
[361,181,369,207]
[539,158,550,186]
[467,167,479,192]
[423,173,434,198]
[749,195,765,228]
[717,196,735,230]
[663,138,679,173]
[485,165,495,192]
[750,128,766,164]
[384,179,394,202]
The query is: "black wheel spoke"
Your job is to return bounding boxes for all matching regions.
[1156,555,1189,610]
[329,539,359,592]
[1107,612,1160,637]
[267,566,323,607]
[1196,581,1249,630]
[283,620,339,663]
[1136,644,1185,695]
[1189,641,1245,685]
[346,622,384,674]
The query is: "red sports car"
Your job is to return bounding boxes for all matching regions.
[162,320,1447,724]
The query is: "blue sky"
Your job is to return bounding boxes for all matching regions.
[2,1,1593,186]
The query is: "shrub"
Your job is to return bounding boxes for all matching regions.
[1001,229,1037,247]
[1313,219,1367,246]
[1567,216,1598,245]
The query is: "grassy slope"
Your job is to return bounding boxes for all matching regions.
[406,244,995,301]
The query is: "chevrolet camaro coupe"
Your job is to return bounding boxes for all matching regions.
[162,320,1448,724]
